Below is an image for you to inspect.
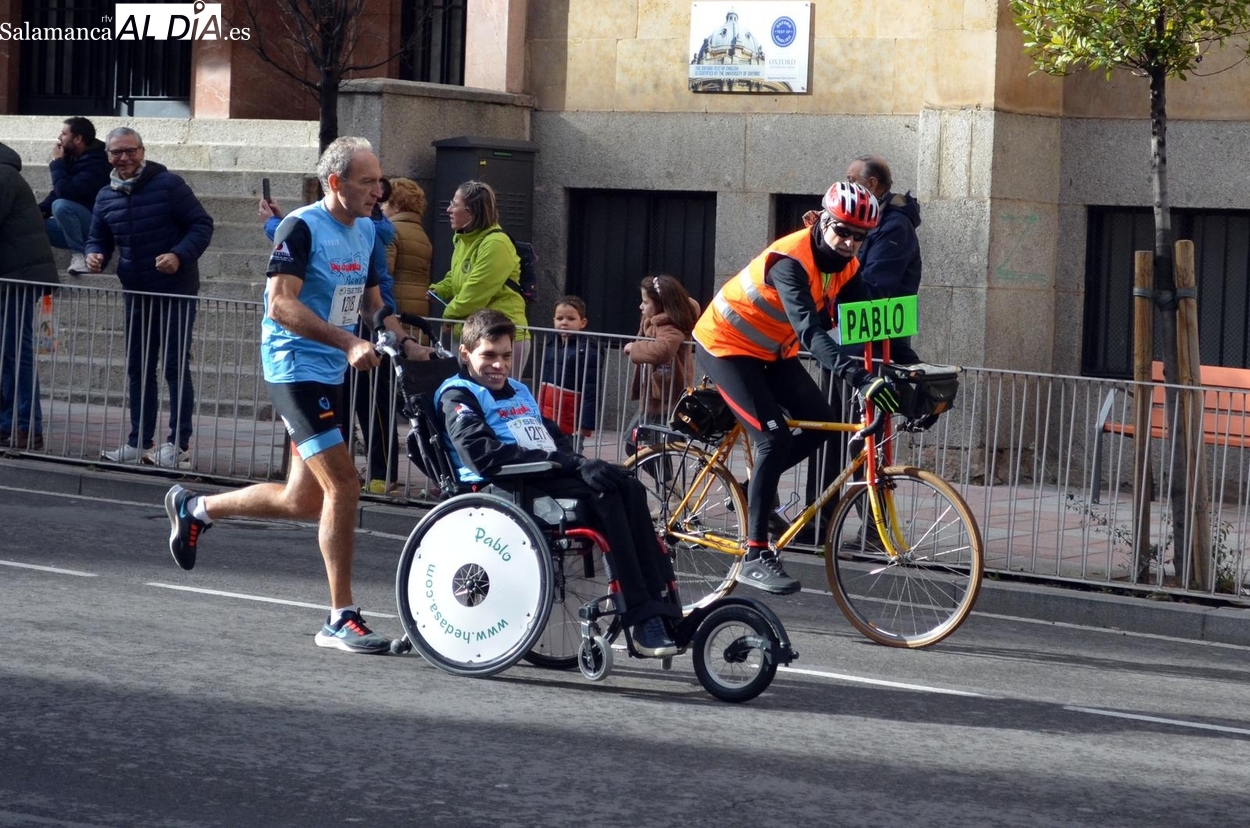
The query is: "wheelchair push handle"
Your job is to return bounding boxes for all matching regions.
[372,308,456,360]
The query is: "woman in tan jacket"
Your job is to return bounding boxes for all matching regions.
[382,177,433,318]
[623,274,700,456]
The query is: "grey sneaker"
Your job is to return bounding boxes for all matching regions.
[314,610,391,654]
[736,552,802,595]
[165,484,209,570]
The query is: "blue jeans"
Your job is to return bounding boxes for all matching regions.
[44,199,93,253]
[0,285,42,436]
[123,293,197,450]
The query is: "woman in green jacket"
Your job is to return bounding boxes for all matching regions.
[431,180,531,376]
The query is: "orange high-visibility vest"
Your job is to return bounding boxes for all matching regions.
[694,228,859,361]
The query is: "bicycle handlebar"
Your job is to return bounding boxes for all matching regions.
[853,408,888,442]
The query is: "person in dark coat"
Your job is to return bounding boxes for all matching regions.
[844,154,923,365]
[38,117,111,277]
[0,142,61,449]
[86,127,214,467]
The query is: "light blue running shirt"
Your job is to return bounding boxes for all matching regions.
[261,201,378,384]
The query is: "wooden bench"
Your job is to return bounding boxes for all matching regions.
[1090,360,1250,502]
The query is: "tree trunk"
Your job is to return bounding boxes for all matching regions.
[318,73,339,154]
[1149,64,1186,587]
[1131,252,1154,583]
[1174,240,1212,589]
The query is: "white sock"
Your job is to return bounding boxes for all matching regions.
[330,606,358,625]
[189,496,212,525]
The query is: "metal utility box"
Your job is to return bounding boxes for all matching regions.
[431,136,539,285]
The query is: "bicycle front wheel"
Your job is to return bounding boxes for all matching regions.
[825,466,983,648]
[626,442,745,612]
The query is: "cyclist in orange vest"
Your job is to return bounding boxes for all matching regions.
[693,181,900,595]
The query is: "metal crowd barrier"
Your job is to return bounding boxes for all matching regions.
[1,279,1246,601]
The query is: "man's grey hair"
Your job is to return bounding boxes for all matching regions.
[105,127,144,148]
[317,136,373,188]
[854,154,892,194]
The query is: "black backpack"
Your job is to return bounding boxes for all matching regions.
[488,229,538,304]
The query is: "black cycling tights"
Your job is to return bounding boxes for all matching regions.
[695,345,838,546]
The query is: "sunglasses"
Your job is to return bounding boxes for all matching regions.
[828,222,868,242]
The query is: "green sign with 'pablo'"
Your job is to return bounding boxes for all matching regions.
[838,295,919,344]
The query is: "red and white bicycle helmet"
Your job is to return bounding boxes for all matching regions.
[822,181,880,229]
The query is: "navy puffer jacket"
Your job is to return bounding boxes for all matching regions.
[38,139,111,215]
[86,161,214,295]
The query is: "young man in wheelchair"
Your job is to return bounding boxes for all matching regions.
[436,309,681,657]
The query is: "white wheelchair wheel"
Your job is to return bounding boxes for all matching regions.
[396,493,554,677]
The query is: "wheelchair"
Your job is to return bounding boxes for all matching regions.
[377,316,797,703]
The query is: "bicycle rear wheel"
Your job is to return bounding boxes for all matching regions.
[825,466,983,648]
[626,442,745,611]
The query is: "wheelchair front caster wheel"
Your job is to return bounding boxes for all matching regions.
[578,634,613,681]
[390,636,412,655]
[692,604,779,703]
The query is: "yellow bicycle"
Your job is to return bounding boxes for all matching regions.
[626,363,983,648]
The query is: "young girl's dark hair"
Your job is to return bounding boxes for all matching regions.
[639,275,697,332]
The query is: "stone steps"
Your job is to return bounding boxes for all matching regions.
[43,353,272,420]
[2,116,326,390]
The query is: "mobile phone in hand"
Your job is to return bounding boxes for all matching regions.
[262,177,271,203]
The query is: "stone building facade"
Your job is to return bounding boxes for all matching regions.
[4,0,1248,376]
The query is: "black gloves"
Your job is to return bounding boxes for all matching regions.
[858,375,901,414]
[548,452,582,471]
[580,458,624,494]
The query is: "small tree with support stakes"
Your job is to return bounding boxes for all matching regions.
[1011,0,1250,590]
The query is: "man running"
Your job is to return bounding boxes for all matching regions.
[163,137,434,654]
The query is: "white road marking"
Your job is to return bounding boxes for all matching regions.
[778,665,986,697]
[1066,705,1250,736]
[799,583,1250,652]
[145,582,398,619]
[973,610,1250,652]
[0,559,98,577]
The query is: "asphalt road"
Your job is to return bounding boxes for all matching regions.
[2,487,1249,827]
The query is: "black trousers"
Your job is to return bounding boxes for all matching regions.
[696,345,839,545]
[503,471,680,626]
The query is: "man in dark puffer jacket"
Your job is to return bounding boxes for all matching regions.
[39,116,111,277]
[86,127,214,468]
[0,142,60,450]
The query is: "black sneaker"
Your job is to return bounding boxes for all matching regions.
[165,484,209,571]
[767,512,792,537]
[633,615,679,657]
[314,610,391,654]
[736,551,802,595]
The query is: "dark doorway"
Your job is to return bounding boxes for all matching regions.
[775,193,822,238]
[566,190,717,337]
[1083,207,1250,377]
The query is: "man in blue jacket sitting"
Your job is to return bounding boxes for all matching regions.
[39,117,111,277]
[86,127,214,468]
